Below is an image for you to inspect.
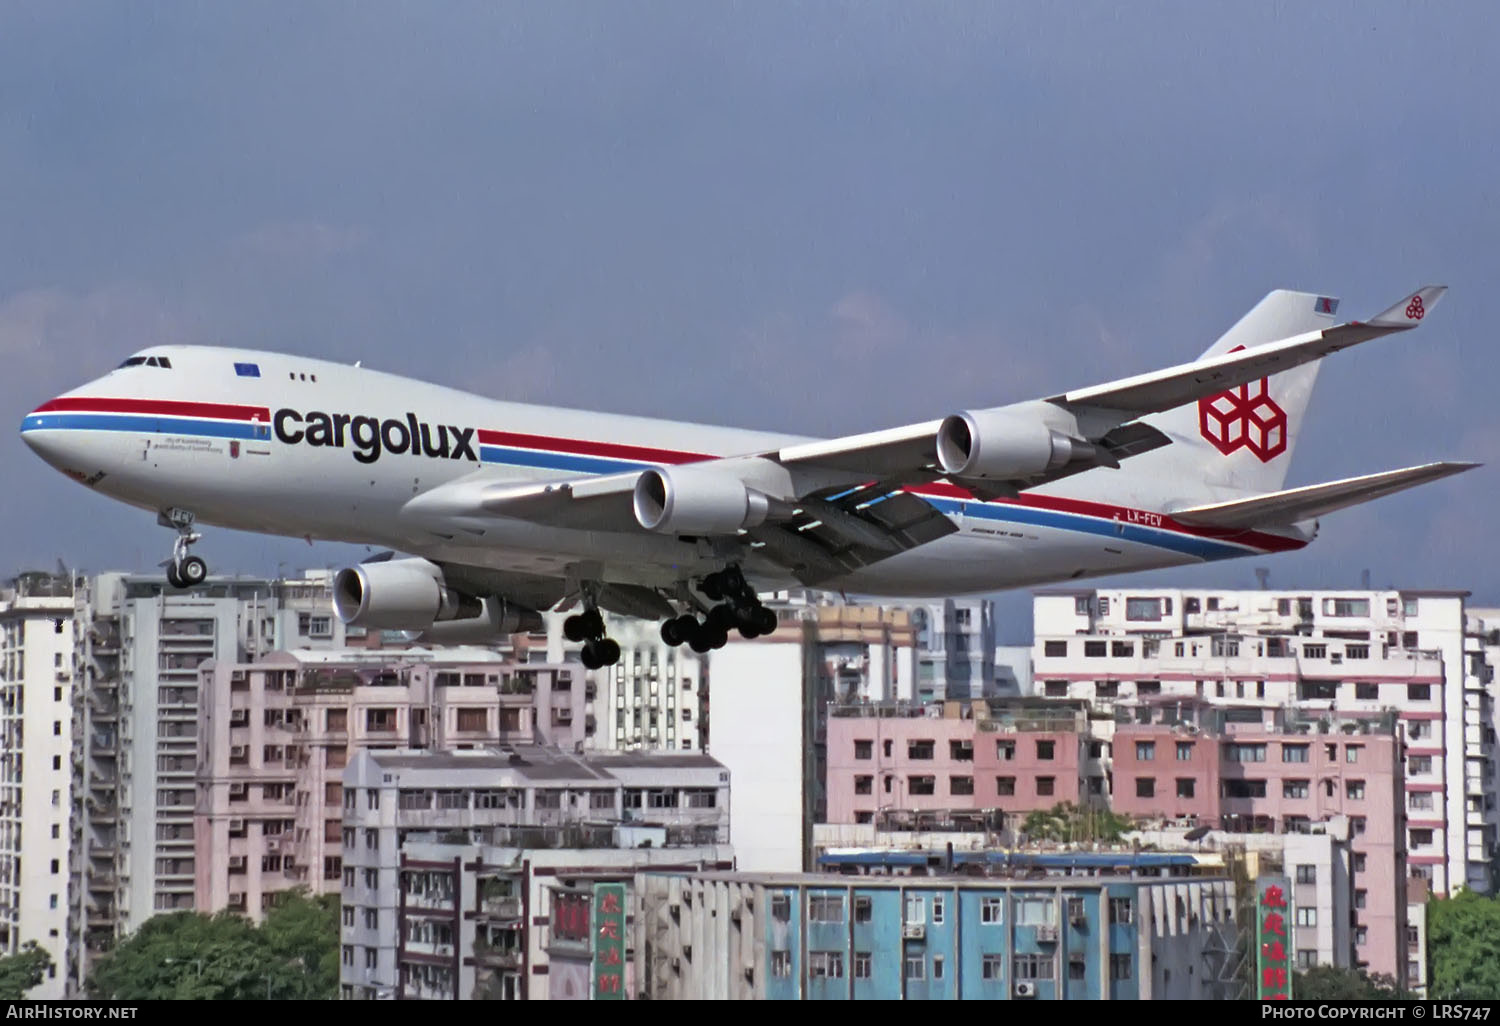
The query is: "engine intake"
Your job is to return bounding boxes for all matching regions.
[936,410,1083,480]
[633,466,775,535]
[331,557,481,631]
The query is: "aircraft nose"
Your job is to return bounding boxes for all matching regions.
[20,401,82,469]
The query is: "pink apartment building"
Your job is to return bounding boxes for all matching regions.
[194,649,588,917]
[826,701,1088,823]
[1110,699,1406,978]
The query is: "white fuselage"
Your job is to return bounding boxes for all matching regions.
[20,346,1305,599]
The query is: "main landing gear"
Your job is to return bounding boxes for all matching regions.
[563,604,622,670]
[659,566,778,654]
[159,508,209,590]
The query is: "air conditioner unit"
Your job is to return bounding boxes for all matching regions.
[229,819,244,832]
[1015,981,1037,998]
[1035,925,1059,943]
[228,855,246,870]
[266,839,281,853]
[902,923,925,940]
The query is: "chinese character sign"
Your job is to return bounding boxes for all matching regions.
[593,882,627,1000]
[1255,876,1294,1000]
[554,891,591,944]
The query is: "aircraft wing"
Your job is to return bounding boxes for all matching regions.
[398,285,1448,583]
[1168,461,1480,529]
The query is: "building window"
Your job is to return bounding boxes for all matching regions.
[996,776,1016,796]
[1225,744,1267,763]
[1135,741,1155,761]
[950,739,973,761]
[933,955,944,980]
[1111,641,1133,657]
[771,895,791,923]
[981,897,1003,924]
[1355,683,1379,700]
[1295,908,1317,927]
[1408,684,1431,701]
[1346,745,1362,764]
[1282,744,1309,763]
[1295,865,1317,885]
[932,895,945,925]
[1036,777,1055,797]
[982,954,1004,980]
[1283,780,1310,800]
[1353,853,1367,873]
[1084,641,1107,658]
[808,895,844,923]
[1110,954,1132,980]
[1135,778,1155,798]
[908,739,935,760]
[1346,780,1365,800]
[771,951,791,978]
[997,740,1016,761]
[854,953,872,979]
[854,739,872,760]
[1014,954,1053,980]
[1323,598,1370,617]
[905,895,925,924]
[1044,640,1068,658]
[1035,740,1055,760]
[854,776,873,795]
[1126,597,1162,621]
[1176,778,1195,799]
[1176,742,1194,761]
[854,896,872,923]
[1411,828,1434,846]
[1355,890,1367,909]
[905,956,925,981]
[1409,792,1434,811]
[1409,755,1432,775]
[1045,681,1068,698]
[908,775,936,796]
[1297,950,1317,969]
[808,952,844,979]
[949,776,974,796]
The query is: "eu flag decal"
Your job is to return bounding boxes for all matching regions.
[234,362,261,378]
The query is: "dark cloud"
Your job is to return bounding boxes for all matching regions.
[2,3,1496,621]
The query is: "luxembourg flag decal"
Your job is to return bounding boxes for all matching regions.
[1315,296,1339,315]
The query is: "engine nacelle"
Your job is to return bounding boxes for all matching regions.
[935,409,1080,480]
[633,466,774,534]
[331,557,480,631]
[415,598,545,645]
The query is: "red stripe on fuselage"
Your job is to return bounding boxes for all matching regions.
[34,397,271,422]
[908,480,1305,553]
[475,429,714,466]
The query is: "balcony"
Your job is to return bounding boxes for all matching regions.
[472,942,522,969]
[478,896,522,920]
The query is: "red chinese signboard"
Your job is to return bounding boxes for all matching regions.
[1256,876,1294,1000]
[593,883,626,1000]
[554,891,591,945]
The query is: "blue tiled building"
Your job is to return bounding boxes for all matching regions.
[634,871,1237,1000]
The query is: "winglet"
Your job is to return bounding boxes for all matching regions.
[1368,285,1446,328]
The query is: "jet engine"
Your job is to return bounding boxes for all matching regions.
[935,410,1085,480]
[331,557,482,631]
[633,466,777,534]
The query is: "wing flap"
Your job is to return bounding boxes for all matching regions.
[1169,461,1479,529]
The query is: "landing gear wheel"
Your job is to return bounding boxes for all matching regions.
[581,640,603,670]
[178,556,208,587]
[708,625,729,650]
[661,618,682,647]
[707,604,736,630]
[564,615,590,642]
[597,638,620,665]
[580,609,605,638]
[754,607,778,635]
[701,574,724,601]
[165,564,186,589]
[687,625,713,654]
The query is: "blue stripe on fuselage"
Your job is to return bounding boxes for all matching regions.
[21,413,269,440]
[478,445,650,475]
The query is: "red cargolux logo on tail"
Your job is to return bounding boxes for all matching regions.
[1406,294,1425,320]
[1198,345,1287,462]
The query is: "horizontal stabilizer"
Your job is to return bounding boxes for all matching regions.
[1169,461,1479,529]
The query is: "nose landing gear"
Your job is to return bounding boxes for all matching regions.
[158,508,209,589]
[659,566,778,651]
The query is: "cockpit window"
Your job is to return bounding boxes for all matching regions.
[154,357,171,368]
[118,356,148,368]
[116,355,172,369]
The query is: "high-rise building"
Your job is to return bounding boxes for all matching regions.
[0,572,77,998]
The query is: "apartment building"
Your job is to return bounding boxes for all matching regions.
[194,648,589,917]
[0,572,76,998]
[825,701,1089,825]
[636,870,1238,1000]
[910,598,997,701]
[66,570,356,991]
[339,745,732,1000]
[1031,587,1493,898]
[1110,700,1405,979]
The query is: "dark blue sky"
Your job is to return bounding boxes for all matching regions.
[2,3,1495,640]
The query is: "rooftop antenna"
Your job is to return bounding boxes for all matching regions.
[1361,568,1371,590]
[1254,567,1270,591]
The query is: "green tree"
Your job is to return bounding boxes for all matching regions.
[87,889,339,1000]
[1294,965,1403,1000]
[1428,890,1500,999]
[1020,802,1134,844]
[0,942,54,1000]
